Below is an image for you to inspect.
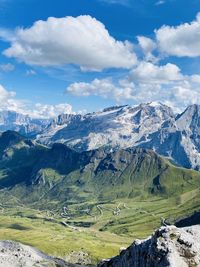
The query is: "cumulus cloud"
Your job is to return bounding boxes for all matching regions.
[66,78,133,101]
[0,84,15,102]
[129,62,183,84]
[0,85,26,113]
[30,103,73,118]
[1,15,137,71]
[1,12,200,113]
[128,63,200,110]
[0,84,73,118]
[156,13,200,57]
[137,36,157,62]
[65,76,162,103]
[190,74,200,84]
[66,61,200,111]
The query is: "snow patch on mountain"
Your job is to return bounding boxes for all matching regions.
[37,103,174,151]
[2,102,200,170]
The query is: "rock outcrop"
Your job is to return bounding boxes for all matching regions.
[98,225,200,267]
[0,240,82,267]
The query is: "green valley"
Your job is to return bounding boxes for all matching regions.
[0,131,199,264]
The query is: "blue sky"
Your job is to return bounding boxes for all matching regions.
[0,0,199,117]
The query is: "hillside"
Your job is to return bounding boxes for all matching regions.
[0,130,200,209]
[0,131,199,263]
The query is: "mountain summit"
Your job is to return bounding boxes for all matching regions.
[2,103,200,170]
[37,102,174,151]
[36,103,200,170]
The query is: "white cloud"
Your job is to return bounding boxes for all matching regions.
[129,62,183,84]
[164,80,200,112]
[30,103,73,119]
[190,74,200,84]
[0,63,15,72]
[66,76,163,103]
[0,85,26,113]
[137,36,157,62]
[66,61,200,112]
[156,13,200,57]
[66,78,134,101]
[67,62,183,100]
[0,84,73,118]
[1,15,137,71]
[0,84,15,103]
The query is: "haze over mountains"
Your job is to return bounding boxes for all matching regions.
[1,102,200,171]
[0,110,50,137]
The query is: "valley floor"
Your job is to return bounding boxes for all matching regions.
[0,193,199,265]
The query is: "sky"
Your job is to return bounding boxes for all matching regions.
[0,0,200,118]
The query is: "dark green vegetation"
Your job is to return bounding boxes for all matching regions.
[0,130,199,264]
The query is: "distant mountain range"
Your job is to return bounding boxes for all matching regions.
[0,110,50,137]
[1,102,200,170]
[36,102,200,171]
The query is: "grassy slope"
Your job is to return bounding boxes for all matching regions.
[0,209,131,263]
[0,131,199,263]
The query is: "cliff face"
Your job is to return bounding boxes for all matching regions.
[98,225,200,267]
[36,103,200,171]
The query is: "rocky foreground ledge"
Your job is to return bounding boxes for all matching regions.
[0,240,83,267]
[98,225,200,267]
[0,225,200,266]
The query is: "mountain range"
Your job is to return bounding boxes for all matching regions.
[2,103,200,171]
[0,110,50,137]
[36,102,200,171]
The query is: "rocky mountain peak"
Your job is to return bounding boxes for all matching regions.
[130,102,174,125]
[2,102,200,170]
[176,104,200,131]
[98,225,200,267]
[102,105,128,113]
[55,113,83,126]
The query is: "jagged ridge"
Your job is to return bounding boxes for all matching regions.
[36,103,200,170]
